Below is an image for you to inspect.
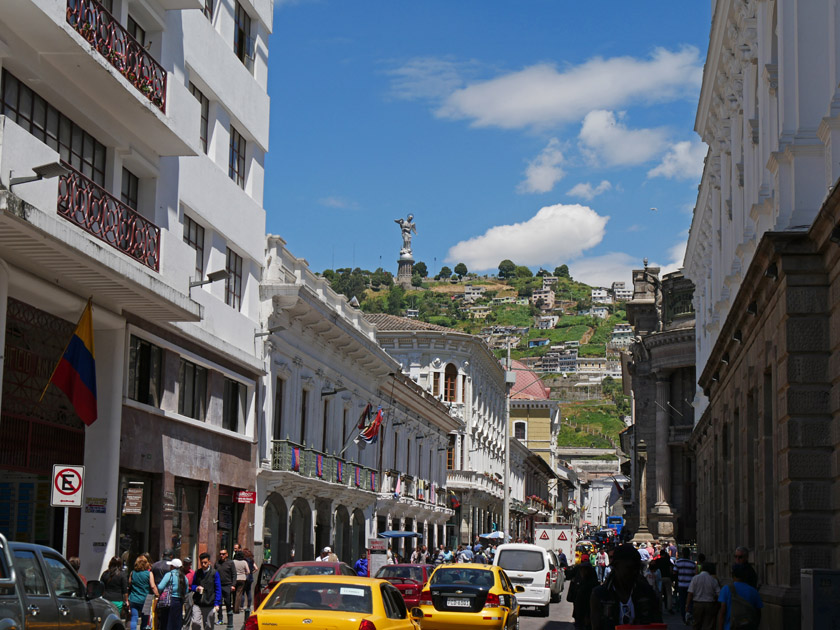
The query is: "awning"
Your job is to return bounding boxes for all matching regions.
[479,531,507,540]
[378,531,423,539]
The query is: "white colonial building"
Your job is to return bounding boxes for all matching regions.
[0,0,272,579]
[257,236,458,564]
[365,314,508,547]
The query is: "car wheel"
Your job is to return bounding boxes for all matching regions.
[541,603,550,617]
[550,590,560,603]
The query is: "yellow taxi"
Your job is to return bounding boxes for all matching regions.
[245,574,420,630]
[413,563,523,630]
[575,541,595,564]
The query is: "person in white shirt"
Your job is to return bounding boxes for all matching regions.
[686,562,720,630]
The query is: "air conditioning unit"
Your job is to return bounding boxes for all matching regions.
[801,568,840,630]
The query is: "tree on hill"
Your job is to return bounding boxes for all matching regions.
[555,264,571,279]
[438,265,452,280]
[498,259,516,278]
[369,267,393,289]
[387,284,406,315]
[411,273,423,287]
[413,261,428,278]
[326,268,368,302]
[515,265,533,278]
[454,263,468,279]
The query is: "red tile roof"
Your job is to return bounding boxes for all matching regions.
[509,359,550,400]
[364,313,454,332]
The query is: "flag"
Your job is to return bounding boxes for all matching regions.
[371,471,376,490]
[42,299,97,426]
[608,477,624,506]
[355,406,384,444]
[356,402,372,429]
[393,475,401,499]
[315,453,323,477]
[354,466,361,487]
[336,460,343,483]
[291,448,300,472]
[450,491,460,509]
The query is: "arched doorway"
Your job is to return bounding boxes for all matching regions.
[333,505,351,563]
[350,509,366,563]
[263,494,288,565]
[289,498,313,560]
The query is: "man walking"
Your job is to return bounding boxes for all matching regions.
[651,546,674,613]
[734,546,758,589]
[151,549,173,585]
[214,549,235,627]
[191,553,221,630]
[674,547,696,622]
[686,561,720,630]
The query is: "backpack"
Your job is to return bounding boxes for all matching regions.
[730,587,760,630]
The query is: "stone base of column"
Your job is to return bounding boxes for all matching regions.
[650,508,675,540]
[632,525,654,543]
[397,257,414,287]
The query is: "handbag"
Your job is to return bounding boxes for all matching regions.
[730,587,760,629]
[157,585,172,609]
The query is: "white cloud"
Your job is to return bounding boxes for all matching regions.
[568,252,638,288]
[446,203,608,270]
[567,180,612,201]
[386,57,474,101]
[432,47,702,129]
[518,139,565,193]
[648,140,707,180]
[318,196,358,210]
[658,240,687,275]
[578,110,668,166]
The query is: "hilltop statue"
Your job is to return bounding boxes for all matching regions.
[395,214,417,256]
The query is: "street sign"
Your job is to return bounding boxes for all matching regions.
[558,532,567,541]
[539,531,550,540]
[51,465,84,508]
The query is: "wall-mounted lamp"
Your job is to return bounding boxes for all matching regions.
[721,353,730,365]
[254,324,287,338]
[711,372,720,382]
[321,387,347,398]
[9,161,70,189]
[190,269,229,290]
[764,263,778,280]
[746,301,758,316]
[732,330,743,343]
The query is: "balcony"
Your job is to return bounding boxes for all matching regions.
[447,470,504,499]
[271,439,379,493]
[66,0,166,112]
[57,162,160,271]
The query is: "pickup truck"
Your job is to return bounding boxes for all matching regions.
[0,533,124,629]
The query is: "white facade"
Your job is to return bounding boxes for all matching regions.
[684,0,840,420]
[464,284,486,303]
[591,287,611,303]
[0,0,271,577]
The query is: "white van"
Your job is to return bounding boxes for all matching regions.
[492,543,552,616]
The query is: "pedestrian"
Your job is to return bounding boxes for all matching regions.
[327,548,339,562]
[128,554,159,630]
[595,548,609,583]
[590,543,662,629]
[232,551,249,615]
[354,554,368,577]
[717,563,762,630]
[157,558,188,630]
[443,547,454,564]
[100,556,129,615]
[686,561,720,630]
[473,544,488,564]
[651,546,674,613]
[572,563,599,628]
[674,546,697,622]
[184,558,195,586]
[433,545,445,566]
[458,545,474,563]
[242,549,256,614]
[151,550,174,586]
[733,546,758,589]
[214,549,235,626]
[191,552,222,630]
[68,556,87,585]
[557,550,569,569]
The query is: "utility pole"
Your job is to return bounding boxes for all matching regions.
[503,346,515,539]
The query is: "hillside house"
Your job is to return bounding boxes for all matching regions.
[591,287,611,303]
[464,285,486,303]
[531,288,555,311]
[535,315,559,329]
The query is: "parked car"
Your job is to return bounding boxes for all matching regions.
[574,540,595,564]
[545,549,564,603]
[0,534,123,630]
[254,560,357,609]
[415,563,523,630]
[248,575,419,630]
[492,543,553,617]
[373,564,433,607]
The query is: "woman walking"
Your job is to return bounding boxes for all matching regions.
[241,549,257,614]
[128,555,158,630]
[156,558,188,630]
[232,552,249,614]
[100,557,129,614]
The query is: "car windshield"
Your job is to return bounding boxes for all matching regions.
[375,566,424,582]
[275,565,337,579]
[496,550,545,572]
[264,582,372,613]
[430,568,495,587]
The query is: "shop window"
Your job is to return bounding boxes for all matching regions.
[444,364,457,402]
[128,335,162,407]
[172,483,202,561]
[514,421,526,440]
[222,378,245,433]
[178,358,207,420]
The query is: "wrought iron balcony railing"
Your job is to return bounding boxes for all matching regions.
[271,439,379,493]
[66,0,167,112]
[57,163,161,271]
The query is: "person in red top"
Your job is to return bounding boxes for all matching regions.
[183,557,195,586]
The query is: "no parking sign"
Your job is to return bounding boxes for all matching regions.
[51,465,85,508]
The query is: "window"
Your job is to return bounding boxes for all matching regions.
[228,125,246,188]
[321,399,329,451]
[514,422,526,440]
[432,372,440,397]
[444,364,458,402]
[447,435,456,470]
[128,335,162,407]
[203,0,213,20]
[299,388,308,444]
[121,167,139,209]
[178,358,207,420]
[1,70,106,186]
[183,215,205,281]
[225,248,243,310]
[13,550,47,595]
[222,378,244,433]
[273,377,284,439]
[127,15,146,46]
[42,553,84,598]
[234,2,253,67]
[188,83,209,154]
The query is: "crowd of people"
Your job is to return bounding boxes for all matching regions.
[565,540,763,630]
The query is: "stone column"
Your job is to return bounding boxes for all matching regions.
[651,374,675,539]
[633,440,653,542]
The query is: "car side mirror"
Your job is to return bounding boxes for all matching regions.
[410,607,424,619]
[85,580,104,600]
[515,585,525,593]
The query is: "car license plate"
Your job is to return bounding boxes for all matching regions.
[448,598,470,607]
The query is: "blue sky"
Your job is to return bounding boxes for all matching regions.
[264,1,711,287]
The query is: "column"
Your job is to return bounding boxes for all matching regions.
[633,440,653,542]
[653,374,672,512]
[0,259,8,411]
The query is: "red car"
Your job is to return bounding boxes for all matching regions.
[253,561,357,609]
[373,563,434,606]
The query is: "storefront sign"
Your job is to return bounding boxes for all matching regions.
[122,487,143,515]
[367,538,388,578]
[85,497,107,513]
[235,491,256,504]
[51,465,84,507]
[163,491,176,513]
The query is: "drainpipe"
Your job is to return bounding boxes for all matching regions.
[0,258,9,413]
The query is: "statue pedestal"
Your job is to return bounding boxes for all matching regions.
[397,257,414,288]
